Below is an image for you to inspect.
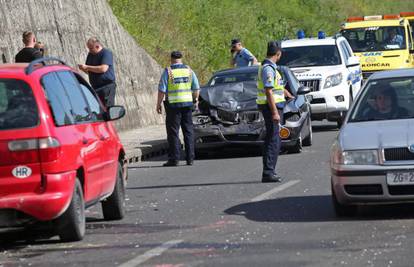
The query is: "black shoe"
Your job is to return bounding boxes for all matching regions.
[262,174,283,183]
[163,160,178,167]
[186,160,194,166]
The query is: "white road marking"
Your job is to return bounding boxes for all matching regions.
[118,239,183,267]
[251,180,301,202]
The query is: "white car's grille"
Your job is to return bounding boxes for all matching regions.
[299,80,320,92]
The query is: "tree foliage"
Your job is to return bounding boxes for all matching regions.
[109,0,414,83]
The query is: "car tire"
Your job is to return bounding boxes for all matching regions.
[331,182,358,217]
[302,117,312,147]
[102,162,126,221]
[288,135,302,153]
[56,178,85,242]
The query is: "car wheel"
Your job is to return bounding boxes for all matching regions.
[56,178,85,242]
[302,117,312,147]
[102,162,126,220]
[288,135,302,153]
[331,182,358,217]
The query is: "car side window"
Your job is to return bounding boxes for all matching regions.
[344,41,354,57]
[41,72,75,126]
[56,71,90,123]
[79,84,104,121]
[339,41,351,61]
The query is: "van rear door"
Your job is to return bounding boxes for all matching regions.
[0,79,43,198]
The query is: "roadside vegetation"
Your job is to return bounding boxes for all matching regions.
[109,0,414,83]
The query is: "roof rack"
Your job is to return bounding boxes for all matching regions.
[25,57,68,75]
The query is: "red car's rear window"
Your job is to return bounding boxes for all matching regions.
[0,79,39,130]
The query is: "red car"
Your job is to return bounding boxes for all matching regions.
[0,58,127,242]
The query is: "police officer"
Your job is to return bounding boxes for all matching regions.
[157,51,200,167]
[257,41,286,183]
[230,39,258,68]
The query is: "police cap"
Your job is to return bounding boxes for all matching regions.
[170,50,183,59]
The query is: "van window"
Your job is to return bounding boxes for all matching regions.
[56,71,90,123]
[0,79,39,130]
[79,84,104,122]
[42,73,75,126]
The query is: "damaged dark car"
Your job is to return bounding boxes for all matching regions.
[193,65,312,155]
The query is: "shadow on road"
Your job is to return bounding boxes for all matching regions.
[127,180,262,190]
[0,219,190,250]
[224,195,414,222]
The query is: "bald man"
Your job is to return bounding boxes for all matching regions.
[79,37,116,107]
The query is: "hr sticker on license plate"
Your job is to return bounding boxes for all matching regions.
[386,171,414,185]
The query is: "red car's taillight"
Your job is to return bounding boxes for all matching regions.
[7,137,61,164]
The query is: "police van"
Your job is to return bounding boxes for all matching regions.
[340,14,414,80]
[280,33,362,128]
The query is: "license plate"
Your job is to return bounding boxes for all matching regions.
[386,171,414,185]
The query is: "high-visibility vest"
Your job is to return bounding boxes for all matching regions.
[257,64,285,105]
[167,66,193,105]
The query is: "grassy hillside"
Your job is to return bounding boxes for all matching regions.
[109,0,414,83]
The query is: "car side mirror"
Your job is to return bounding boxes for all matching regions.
[346,56,360,67]
[297,85,311,95]
[106,106,126,121]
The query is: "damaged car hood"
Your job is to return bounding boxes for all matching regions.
[200,81,258,111]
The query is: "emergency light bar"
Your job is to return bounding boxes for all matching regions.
[400,12,414,17]
[346,14,401,23]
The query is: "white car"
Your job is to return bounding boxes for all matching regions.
[330,69,414,216]
[281,35,363,127]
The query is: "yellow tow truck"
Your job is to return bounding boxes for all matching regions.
[340,14,414,80]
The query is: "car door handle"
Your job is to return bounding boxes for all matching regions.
[100,135,109,141]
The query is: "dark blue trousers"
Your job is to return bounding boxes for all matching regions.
[261,107,284,177]
[165,105,194,162]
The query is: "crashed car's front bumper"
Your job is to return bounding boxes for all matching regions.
[194,121,265,149]
[194,116,305,150]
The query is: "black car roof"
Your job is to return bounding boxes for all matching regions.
[213,66,259,76]
[212,65,289,76]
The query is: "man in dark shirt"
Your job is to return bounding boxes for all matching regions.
[15,31,42,63]
[78,37,116,107]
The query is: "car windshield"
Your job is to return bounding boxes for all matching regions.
[349,77,414,122]
[208,71,257,86]
[341,26,407,52]
[279,45,341,68]
[0,79,39,130]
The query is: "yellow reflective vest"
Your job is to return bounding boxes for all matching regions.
[257,64,285,105]
[167,66,193,105]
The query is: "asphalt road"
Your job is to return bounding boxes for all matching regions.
[2,122,414,267]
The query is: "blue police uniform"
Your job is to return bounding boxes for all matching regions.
[234,48,255,67]
[159,63,200,164]
[258,59,285,178]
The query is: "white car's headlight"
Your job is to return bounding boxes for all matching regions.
[342,150,379,165]
[324,73,343,89]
